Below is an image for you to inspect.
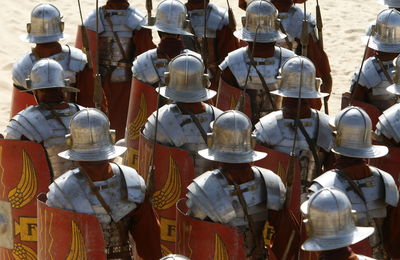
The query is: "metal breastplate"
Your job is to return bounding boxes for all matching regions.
[187,7,217,39]
[45,142,78,179]
[376,103,400,143]
[362,59,398,111]
[187,168,269,227]
[98,10,137,83]
[179,111,215,176]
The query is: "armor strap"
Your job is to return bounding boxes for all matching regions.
[246,48,276,111]
[102,7,129,61]
[79,166,130,250]
[279,23,293,50]
[374,56,394,84]
[219,168,267,259]
[176,103,208,143]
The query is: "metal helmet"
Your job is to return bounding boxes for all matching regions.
[198,110,267,163]
[160,254,190,260]
[234,0,286,43]
[301,187,375,251]
[378,0,400,8]
[58,108,126,161]
[158,53,216,102]
[142,0,192,36]
[387,54,400,95]
[271,56,328,99]
[24,58,78,93]
[20,3,66,43]
[363,9,400,53]
[329,106,388,158]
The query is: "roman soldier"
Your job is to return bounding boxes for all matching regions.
[375,55,400,147]
[350,9,400,112]
[301,187,375,260]
[45,108,161,259]
[309,106,400,259]
[5,59,83,179]
[76,0,156,139]
[239,0,332,111]
[253,56,332,201]
[185,110,300,259]
[219,0,295,123]
[125,0,199,168]
[132,0,195,87]
[142,52,223,176]
[11,3,87,117]
[184,0,239,90]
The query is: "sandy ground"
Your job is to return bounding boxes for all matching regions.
[0,0,384,133]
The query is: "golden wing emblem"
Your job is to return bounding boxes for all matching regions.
[12,243,37,260]
[126,93,148,140]
[214,233,229,260]
[66,221,87,260]
[277,161,287,186]
[8,150,37,208]
[151,156,181,210]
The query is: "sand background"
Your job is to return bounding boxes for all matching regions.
[0,0,383,133]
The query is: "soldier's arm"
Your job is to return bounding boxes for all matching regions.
[221,67,241,89]
[351,84,370,103]
[129,198,162,260]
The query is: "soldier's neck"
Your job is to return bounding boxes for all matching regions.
[105,0,129,10]
[33,42,62,59]
[335,156,371,180]
[186,0,209,10]
[282,98,311,119]
[375,51,399,62]
[79,161,114,182]
[176,102,206,114]
[318,246,357,260]
[271,0,293,12]
[247,42,276,58]
[220,163,254,185]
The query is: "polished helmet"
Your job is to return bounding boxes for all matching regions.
[378,0,400,8]
[20,3,66,43]
[271,56,327,99]
[234,0,286,43]
[158,53,216,102]
[330,106,388,158]
[363,9,400,53]
[58,108,126,161]
[301,187,375,251]
[24,59,78,92]
[198,110,267,163]
[142,0,192,36]
[387,54,400,95]
[160,254,191,260]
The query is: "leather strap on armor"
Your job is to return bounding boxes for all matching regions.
[375,56,394,84]
[79,166,131,258]
[176,103,208,143]
[220,168,267,259]
[102,7,129,61]
[246,48,276,111]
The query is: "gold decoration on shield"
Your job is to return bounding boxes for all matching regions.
[126,93,148,140]
[214,233,229,260]
[66,221,87,260]
[12,243,37,260]
[8,150,37,208]
[152,156,181,210]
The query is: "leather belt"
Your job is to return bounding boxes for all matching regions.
[100,60,132,68]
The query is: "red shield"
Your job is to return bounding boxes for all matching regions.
[124,79,158,169]
[370,147,400,186]
[341,92,381,130]
[216,79,252,119]
[10,88,36,118]
[0,140,50,259]
[37,194,106,259]
[254,145,318,260]
[138,133,196,255]
[175,198,247,259]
